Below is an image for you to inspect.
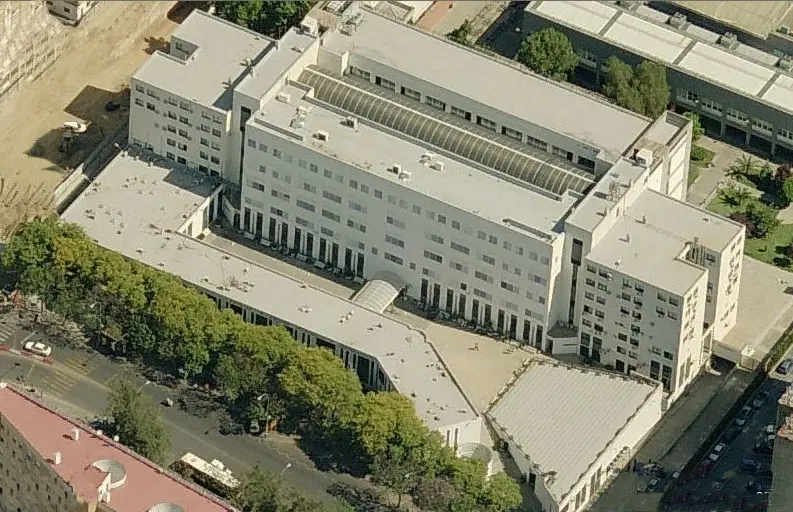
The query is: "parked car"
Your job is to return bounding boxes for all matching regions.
[708,443,727,462]
[723,427,741,442]
[754,442,774,455]
[646,477,663,492]
[735,406,753,426]
[248,418,261,436]
[740,458,761,473]
[23,341,52,357]
[752,391,770,409]
[776,359,793,375]
[765,424,776,435]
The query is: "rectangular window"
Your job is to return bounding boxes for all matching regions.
[375,76,396,90]
[474,270,492,283]
[323,190,342,203]
[481,254,495,265]
[348,179,358,190]
[385,234,404,248]
[384,252,403,265]
[321,209,340,223]
[451,241,470,254]
[476,115,496,131]
[210,156,220,164]
[166,138,176,147]
[526,135,548,151]
[296,199,315,212]
[386,216,405,229]
[501,126,522,141]
[179,115,189,124]
[425,95,446,111]
[428,233,444,245]
[212,128,222,137]
[400,86,421,100]
[424,250,443,263]
[450,105,471,120]
[348,200,366,213]
[349,66,371,80]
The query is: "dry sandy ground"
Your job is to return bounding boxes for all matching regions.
[0,1,181,238]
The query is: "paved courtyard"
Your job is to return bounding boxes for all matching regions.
[716,256,793,364]
[686,136,749,207]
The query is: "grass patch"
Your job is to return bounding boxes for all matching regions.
[690,145,715,166]
[707,194,793,269]
[687,165,700,186]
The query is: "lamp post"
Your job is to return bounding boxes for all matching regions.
[256,393,272,432]
[88,302,104,344]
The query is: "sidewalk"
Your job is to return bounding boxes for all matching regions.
[590,367,756,512]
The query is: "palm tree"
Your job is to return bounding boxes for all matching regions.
[728,154,759,178]
[719,186,750,207]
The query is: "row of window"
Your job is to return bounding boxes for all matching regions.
[134,84,225,124]
[350,67,595,169]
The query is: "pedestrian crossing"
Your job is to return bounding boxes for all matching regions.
[0,323,18,345]
[40,355,97,399]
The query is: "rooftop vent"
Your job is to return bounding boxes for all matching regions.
[668,12,687,29]
[430,160,445,172]
[297,105,310,117]
[779,24,791,35]
[314,130,329,142]
[70,427,80,441]
[276,92,291,104]
[633,148,654,168]
[779,55,793,72]
[389,163,402,175]
[420,152,435,163]
[343,116,359,130]
[719,32,739,49]
[53,452,62,465]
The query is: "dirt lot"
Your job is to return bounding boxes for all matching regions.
[0,1,181,239]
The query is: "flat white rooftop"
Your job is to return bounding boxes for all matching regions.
[253,83,577,238]
[586,189,742,295]
[61,151,478,432]
[133,10,271,110]
[321,8,651,158]
[488,360,660,502]
[527,1,793,115]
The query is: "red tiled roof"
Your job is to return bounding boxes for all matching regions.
[0,383,236,512]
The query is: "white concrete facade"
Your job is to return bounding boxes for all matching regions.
[126,7,745,408]
[45,0,97,25]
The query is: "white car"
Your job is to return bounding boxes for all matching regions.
[23,341,52,357]
[708,443,727,462]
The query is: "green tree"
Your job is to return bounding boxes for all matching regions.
[448,457,488,497]
[633,60,670,118]
[350,392,424,459]
[234,466,282,512]
[214,1,316,38]
[414,477,461,511]
[729,154,760,179]
[517,28,578,80]
[370,448,420,508]
[745,199,780,238]
[683,112,704,143]
[783,178,793,204]
[104,378,171,464]
[447,19,472,46]
[602,58,670,117]
[277,347,362,429]
[479,473,522,512]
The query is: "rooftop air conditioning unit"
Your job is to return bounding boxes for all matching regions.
[314,130,329,142]
[276,92,291,104]
[344,116,359,129]
[430,161,445,172]
[780,24,791,35]
[669,12,687,29]
[390,163,402,175]
[779,55,793,72]
[719,32,738,49]
[634,148,654,168]
[398,170,412,181]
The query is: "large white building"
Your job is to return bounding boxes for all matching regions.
[125,7,744,403]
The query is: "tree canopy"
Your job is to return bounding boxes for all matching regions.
[105,378,171,464]
[447,19,473,46]
[602,57,670,118]
[1,217,522,509]
[517,28,578,81]
[234,467,351,512]
[214,1,316,38]
[683,112,704,144]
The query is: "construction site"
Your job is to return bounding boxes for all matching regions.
[0,1,181,240]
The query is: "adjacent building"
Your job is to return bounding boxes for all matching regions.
[0,382,236,512]
[122,6,744,403]
[523,0,793,160]
[45,0,98,26]
[768,384,793,512]
[488,360,663,512]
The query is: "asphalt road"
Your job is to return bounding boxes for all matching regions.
[0,321,368,502]
[663,377,785,511]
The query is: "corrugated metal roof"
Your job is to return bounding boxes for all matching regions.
[487,361,659,500]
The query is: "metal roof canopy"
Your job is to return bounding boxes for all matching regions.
[299,69,594,197]
[352,279,401,313]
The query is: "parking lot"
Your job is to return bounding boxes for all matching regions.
[657,377,786,511]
